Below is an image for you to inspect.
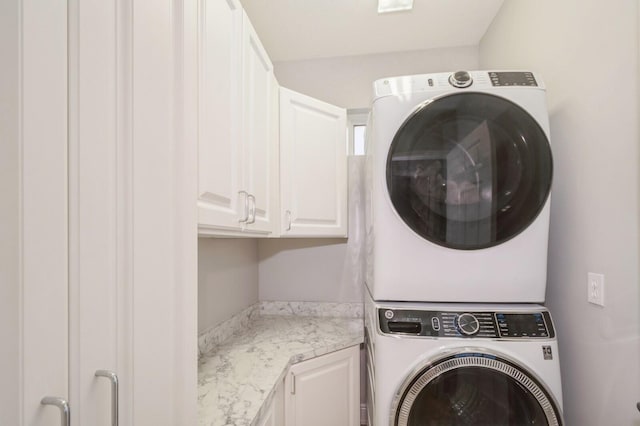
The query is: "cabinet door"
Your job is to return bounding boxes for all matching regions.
[241,12,278,235]
[197,0,245,234]
[129,0,198,424]
[67,1,199,425]
[285,346,360,426]
[280,88,347,237]
[68,0,120,424]
[12,1,70,424]
[256,378,285,426]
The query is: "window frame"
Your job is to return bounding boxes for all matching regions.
[347,108,369,156]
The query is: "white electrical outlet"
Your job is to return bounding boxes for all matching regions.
[587,272,605,306]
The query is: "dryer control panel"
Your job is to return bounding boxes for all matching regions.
[378,308,554,339]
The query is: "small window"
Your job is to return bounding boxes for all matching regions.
[353,125,366,156]
[348,109,369,156]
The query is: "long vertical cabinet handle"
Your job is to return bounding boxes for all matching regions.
[290,372,295,395]
[285,210,292,231]
[238,191,249,223]
[95,370,119,426]
[41,397,70,426]
[247,194,256,224]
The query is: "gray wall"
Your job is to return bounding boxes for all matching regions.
[274,46,479,109]
[480,1,640,424]
[258,239,360,302]
[198,238,259,333]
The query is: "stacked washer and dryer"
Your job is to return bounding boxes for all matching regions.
[364,71,564,425]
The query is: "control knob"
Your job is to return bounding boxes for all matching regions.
[455,313,480,336]
[449,70,473,88]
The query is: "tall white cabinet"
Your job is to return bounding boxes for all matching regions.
[3,2,69,425]
[3,1,198,425]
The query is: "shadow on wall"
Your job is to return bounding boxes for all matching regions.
[258,238,347,256]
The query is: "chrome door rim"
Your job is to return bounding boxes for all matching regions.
[391,349,562,426]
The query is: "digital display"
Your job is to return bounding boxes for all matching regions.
[497,313,548,338]
[489,72,538,87]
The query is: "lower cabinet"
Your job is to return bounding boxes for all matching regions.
[284,345,360,426]
[257,378,285,426]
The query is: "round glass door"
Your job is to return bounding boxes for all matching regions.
[386,93,552,250]
[393,352,562,426]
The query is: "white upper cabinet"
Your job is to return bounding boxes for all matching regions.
[198,2,278,237]
[280,88,348,237]
[196,0,347,239]
[241,12,279,235]
[197,0,244,234]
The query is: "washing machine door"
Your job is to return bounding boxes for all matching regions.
[392,352,562,426]
[386,92,552,250]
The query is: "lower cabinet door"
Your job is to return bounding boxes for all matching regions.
[285,345,360,426]
[256,378,285,426]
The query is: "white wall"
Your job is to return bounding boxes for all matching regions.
[274,46,479,109]
[0,0,19,423]
[480,2,640,425]
[198,238,259,333]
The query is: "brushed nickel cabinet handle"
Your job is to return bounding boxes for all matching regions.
[95,370,119,426]
[238,191,249,223]
[290,371,295,395]
[285,210,292,231]
[247,194,256,224]
[41,396,70,426]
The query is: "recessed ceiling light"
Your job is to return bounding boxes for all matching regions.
[378,0,414,14]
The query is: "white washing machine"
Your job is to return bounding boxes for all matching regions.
[365,70,553,303]
[365,291,564,426]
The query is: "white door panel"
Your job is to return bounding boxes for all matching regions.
[197,0,244,231]
[280,88,347,237]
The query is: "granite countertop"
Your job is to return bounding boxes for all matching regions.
[198,304,364,426]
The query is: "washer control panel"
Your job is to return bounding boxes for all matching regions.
[378,308,554,339]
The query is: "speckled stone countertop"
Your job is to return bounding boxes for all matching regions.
[198,303,364,426]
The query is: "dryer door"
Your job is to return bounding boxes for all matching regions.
[386,92,552,250]
[392,352,562,426]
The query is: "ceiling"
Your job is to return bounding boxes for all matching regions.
[240,0,505,62]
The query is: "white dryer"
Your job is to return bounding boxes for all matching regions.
[364,291,564,426]
[365,70,553,303]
